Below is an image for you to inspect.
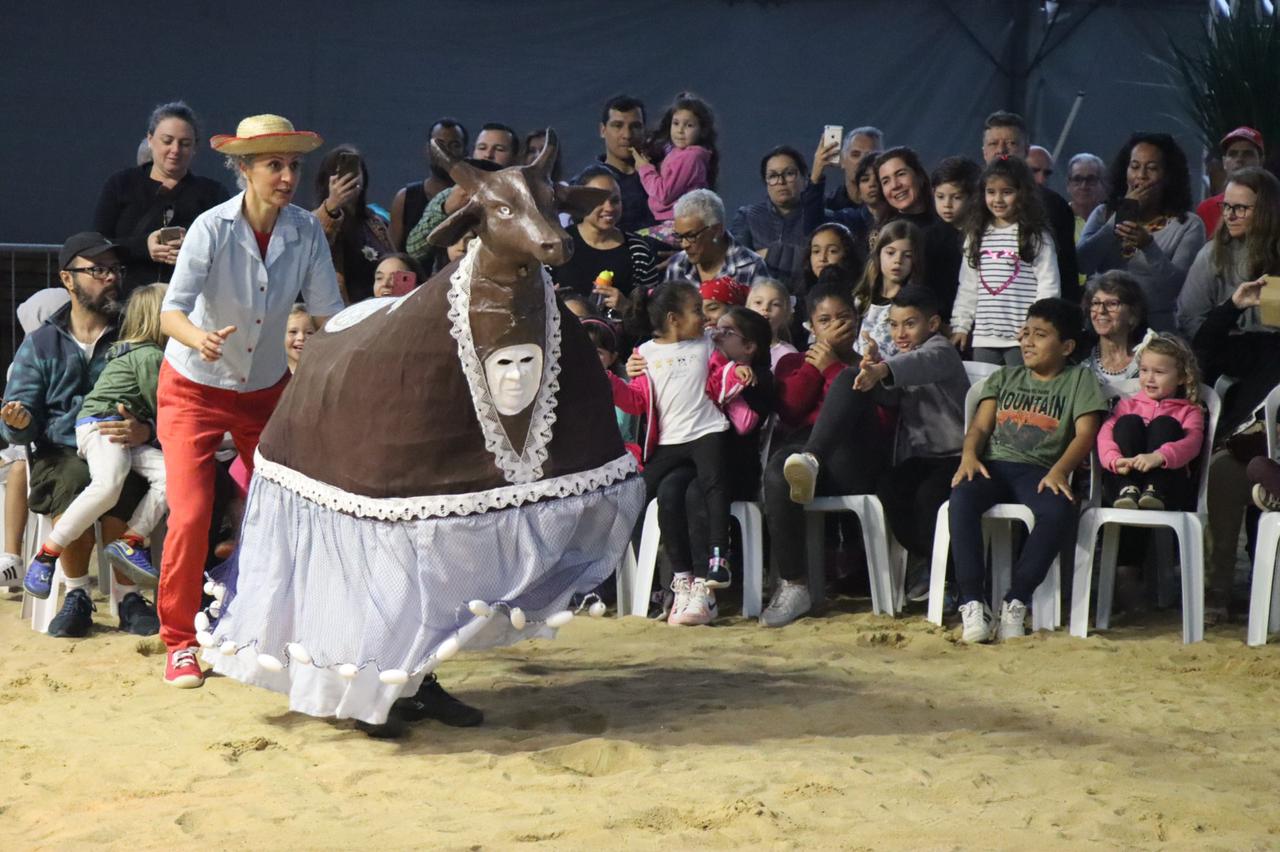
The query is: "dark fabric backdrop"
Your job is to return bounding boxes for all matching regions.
[0,0,1207,244]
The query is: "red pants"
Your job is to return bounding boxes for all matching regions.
[156,363,288,650]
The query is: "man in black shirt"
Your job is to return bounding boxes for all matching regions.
[574,95,655,233]
[981,111,1081,303]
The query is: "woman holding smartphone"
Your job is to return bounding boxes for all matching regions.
[1077,132,1205,331]
[93,101,230,291]
[312,145,395,304]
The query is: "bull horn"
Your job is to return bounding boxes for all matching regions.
[528,128,558,181]
[430,138,483,193]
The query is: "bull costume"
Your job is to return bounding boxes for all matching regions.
[200,131,645,725]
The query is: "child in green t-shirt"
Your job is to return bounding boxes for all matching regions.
[949,298,1108,644]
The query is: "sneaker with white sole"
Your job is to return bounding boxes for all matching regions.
[0,552,21,586]
[671,578,717,625]
[165,647,204,689]
[782,452,819,504]
[1252,483,1280,513]
[958,600,993,643]
[759,581,811,628]
[667,575,694,625]
[997,599,1027,641]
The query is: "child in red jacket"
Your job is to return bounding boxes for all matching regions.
[1097,332,1205,510]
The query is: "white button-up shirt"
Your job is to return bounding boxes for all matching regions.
[162,192,345,391]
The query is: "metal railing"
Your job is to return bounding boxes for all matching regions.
[2,242,62,366]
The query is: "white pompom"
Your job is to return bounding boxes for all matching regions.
[194,611,210,632]
[208,601,222,618]
[219,640,237,656]
[211,584,226,601]
[203,580,216,596]
[256,653,283,673]
[467,599,493,617]
[436,636,461,661]
[546,610,574,628]
[286,643,312,666]
[379,669,408,685]
[338,663,359,680]
[588,600,608,618]
[509,606,526,630]
[195,630,215,648]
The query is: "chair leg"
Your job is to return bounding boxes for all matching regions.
[805,512,826,610]
[1071,513,1098,639]
[1031,557,1059,632]
[1246,516,1280,645]
[1270,520,1280,636]
[1096,524,1120,631]
[734,502,765,618]
[859,503,891,616]
[989,520,1014,615]
[1154,529,1178,610]
[629,500,661,618]
[615,545,637,617]
[926,502,949,626]
[1176,517,1205,644]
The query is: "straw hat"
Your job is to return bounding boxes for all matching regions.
[210,114,323,155]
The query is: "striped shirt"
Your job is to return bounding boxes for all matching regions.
[953,224,1059,348]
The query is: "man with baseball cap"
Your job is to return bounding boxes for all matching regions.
[1,231,156,638]
[1197,126,1265,235]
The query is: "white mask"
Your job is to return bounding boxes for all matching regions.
[483,344,543,416]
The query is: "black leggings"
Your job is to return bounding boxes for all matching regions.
[876,455,960,559]
[1102,414,1197,510]
[642,432,728,574]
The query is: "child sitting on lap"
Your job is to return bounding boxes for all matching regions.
[950,297,1108,643]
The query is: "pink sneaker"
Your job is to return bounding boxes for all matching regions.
[667,575,694,624]
[165,648,205,689]
[670,578,717,625]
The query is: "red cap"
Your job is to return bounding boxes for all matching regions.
[1220,126,1264,154]
[699,276,749,306]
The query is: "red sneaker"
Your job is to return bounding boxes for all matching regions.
[165,648,205,689]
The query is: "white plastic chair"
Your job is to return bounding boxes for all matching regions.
[1245,382,1280,646]
[616,499,764,618]
[963,360,1001,385]
[804,495,906,615]
[1070,385,1220,643]
[925,377,1063,632]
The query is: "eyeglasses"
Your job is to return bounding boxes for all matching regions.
[1068,174,1101,186]
[64,264,126,281]
[765,169,800,185]
[1089,298,1125,313]
[1219,201,1256,218]
[1031,168,1054,178]
[673,225,711,244]
[714,326,744,341]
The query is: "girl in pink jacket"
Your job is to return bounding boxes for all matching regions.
[632,94,719,241]
[609,283,757,625]
[1097,333,1205,511]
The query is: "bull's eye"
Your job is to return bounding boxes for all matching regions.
[497,205,513,218]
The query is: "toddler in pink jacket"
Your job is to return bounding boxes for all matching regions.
[632,94,719,238]
[1096,333,1205,511]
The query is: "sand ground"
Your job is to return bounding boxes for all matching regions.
[1,589,1278,851]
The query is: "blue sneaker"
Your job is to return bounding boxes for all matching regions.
[24,555,56,599]
[104,540,158,585]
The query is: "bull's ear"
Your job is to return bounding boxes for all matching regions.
[528,128,558,182]
[554,183,610,219]
[431,139,485,193]
[427,197,483,248]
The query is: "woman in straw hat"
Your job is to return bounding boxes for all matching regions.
[156,114,346,689]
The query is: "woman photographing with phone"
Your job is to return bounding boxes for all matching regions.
[313,145,395,305]
[1077,133,1205,332]
[93,101,230,291]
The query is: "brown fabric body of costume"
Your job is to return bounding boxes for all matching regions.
[256,264,625,499]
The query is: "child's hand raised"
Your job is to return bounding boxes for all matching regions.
[630,146,651,168]
[1130,451,1166,472]
[1,401,31,430]
[1037,469,1074,502]
[859,331,881,367]
[1231,276,1268,309]
[951,452,990,486]
[625,352,648,378]
[853,362,889,392]
[733,365,756,386]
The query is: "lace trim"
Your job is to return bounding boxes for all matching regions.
[445,240,562,485]
[254,448,637,520]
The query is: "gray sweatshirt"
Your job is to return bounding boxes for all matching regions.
[1175,239,1261,339]
[1077,206,1206,332]
[872,333,968,463]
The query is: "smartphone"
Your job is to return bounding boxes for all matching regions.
[1262,275,1280,328]
[822,125,843,165]
[1113,198,1140,228]
[335,151,361,181]
[157,226,184,245]
[389,269,417,297]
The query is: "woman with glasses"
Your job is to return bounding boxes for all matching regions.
[1065,153,1108,238]
[665,189,767,288]
[1077,133,1205,332]
[93,101,230,292]
[1176,167,1280,340]
[1080,271,1149,397]
[728,146,823,292]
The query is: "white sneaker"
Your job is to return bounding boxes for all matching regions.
[998,599,1027,641]
[958,600,994,643]
[759,581,812,628]
[0,552,20,585]
[667,575,694,625]
[783,452,819,504]
[671,578,717,625]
